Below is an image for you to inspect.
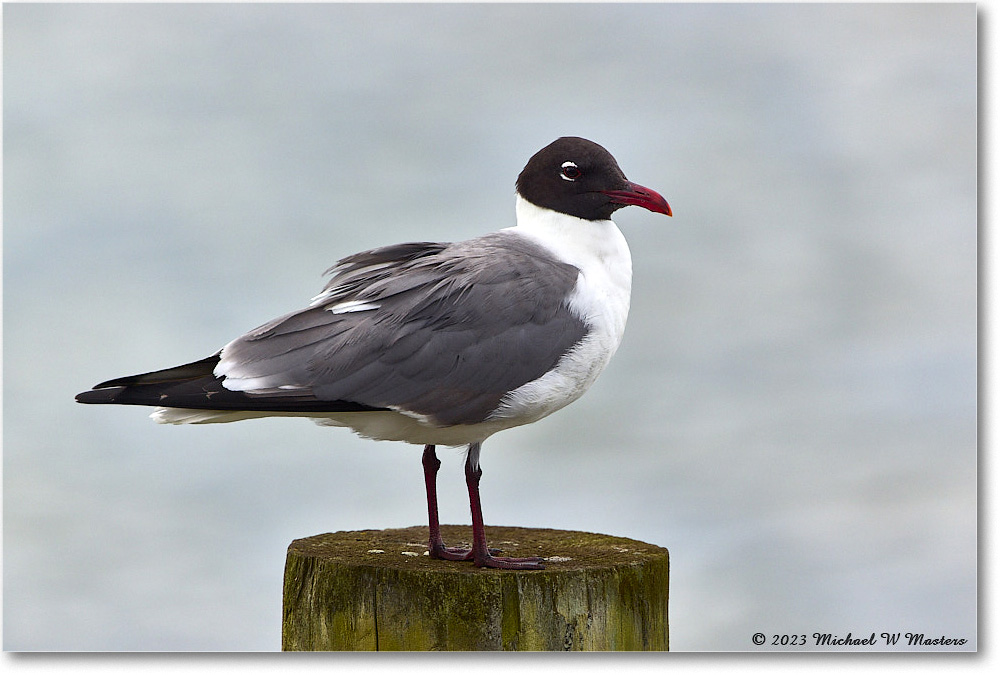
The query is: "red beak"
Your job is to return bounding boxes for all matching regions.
[601,181,672,217]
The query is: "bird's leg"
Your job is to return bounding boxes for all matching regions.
[423,444,477,560]
[465,442,545,570]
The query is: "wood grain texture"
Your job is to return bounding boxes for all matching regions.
[282,525,669,651]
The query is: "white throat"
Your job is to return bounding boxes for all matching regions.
[507,195,632,282]
[509,194,633,325]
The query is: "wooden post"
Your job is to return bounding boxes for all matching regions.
[282,525,669,651]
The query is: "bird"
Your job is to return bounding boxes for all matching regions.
[76,136,672,570]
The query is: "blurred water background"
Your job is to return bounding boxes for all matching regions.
[3,3,977,651]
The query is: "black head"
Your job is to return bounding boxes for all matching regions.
[516,137,671,221]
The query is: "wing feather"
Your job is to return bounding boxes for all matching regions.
[216,232,588,425]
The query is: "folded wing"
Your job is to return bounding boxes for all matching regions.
[79,232,588,427]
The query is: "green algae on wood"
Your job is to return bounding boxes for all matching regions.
[282,525,669,651]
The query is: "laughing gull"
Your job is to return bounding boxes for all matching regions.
[76,137,671,570]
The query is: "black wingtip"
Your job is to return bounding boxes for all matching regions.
[89,355,222,390]
[75,387,126,404]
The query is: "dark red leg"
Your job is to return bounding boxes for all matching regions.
[422,444,475,561]
[464,442,545,570]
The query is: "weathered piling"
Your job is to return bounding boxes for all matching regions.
[282,525,669,651]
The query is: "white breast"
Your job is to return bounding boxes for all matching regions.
[491,196,633,424]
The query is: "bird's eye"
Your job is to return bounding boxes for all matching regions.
[560,161,582,181]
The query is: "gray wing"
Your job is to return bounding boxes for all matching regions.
[216,232,588,425]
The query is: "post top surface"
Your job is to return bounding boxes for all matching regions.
[287,525,669,574]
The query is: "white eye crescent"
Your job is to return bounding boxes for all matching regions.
[560,161,582,181]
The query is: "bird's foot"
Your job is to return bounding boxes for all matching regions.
[428,541,502,561]
[428,544,473,561]
[474,554,546,571]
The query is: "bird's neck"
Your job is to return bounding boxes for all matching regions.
[509,194,633,285]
